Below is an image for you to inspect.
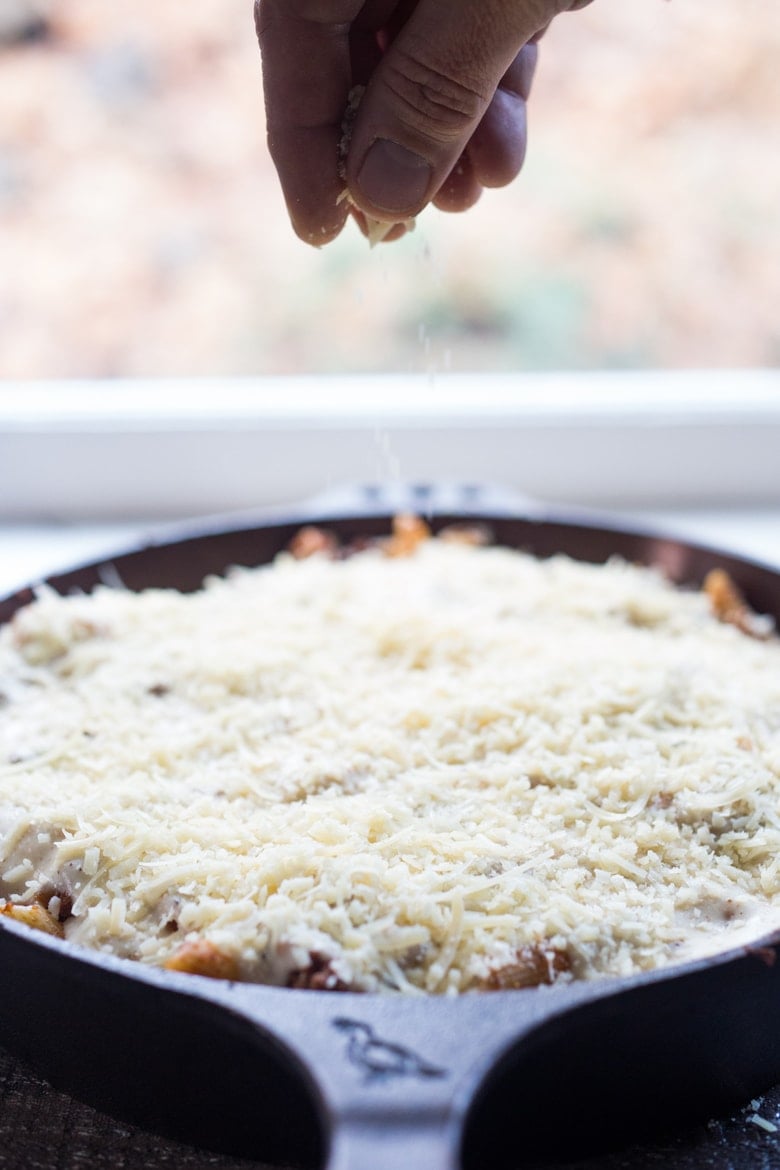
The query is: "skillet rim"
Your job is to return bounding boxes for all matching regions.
[4,488,780,604]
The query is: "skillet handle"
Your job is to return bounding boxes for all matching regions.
[326,1113,458,1170]
[212,985,598,1170]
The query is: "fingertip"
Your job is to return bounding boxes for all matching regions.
[292,219,348,248]
[286,195,349,247]
[502,42,539,102]
[433,156,482,214]
[285,190,350,247]
[267,126,350,246]
[467,89,528,190]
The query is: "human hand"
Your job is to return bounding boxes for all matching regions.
[256,0,593,245]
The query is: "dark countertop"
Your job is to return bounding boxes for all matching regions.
[2,1046,779,1170]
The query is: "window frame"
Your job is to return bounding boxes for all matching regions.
[0,369,778,520]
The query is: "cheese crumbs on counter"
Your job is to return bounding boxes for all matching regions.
[1,522,779,995]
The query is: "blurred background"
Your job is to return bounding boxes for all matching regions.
[0,0,778,380]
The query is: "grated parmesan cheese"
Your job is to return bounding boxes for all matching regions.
[1,532,780,994]
[748,1114,779,1134]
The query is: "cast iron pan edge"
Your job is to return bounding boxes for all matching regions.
[2,484,780,1170]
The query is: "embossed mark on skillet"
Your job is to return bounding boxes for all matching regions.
[333,1018,448,1083]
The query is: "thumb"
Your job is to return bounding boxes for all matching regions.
[346,0,567,220]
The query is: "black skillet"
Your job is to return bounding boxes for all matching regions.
[2,484,780,1170]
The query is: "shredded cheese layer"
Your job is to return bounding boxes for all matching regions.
[1,537,780,994]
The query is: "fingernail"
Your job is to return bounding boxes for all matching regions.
[357,139,432,214]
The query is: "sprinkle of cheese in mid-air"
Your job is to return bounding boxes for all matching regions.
[1,525,780,995]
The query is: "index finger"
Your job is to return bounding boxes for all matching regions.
[255,0,362,244]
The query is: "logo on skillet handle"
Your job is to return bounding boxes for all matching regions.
[332,1018,448,1083]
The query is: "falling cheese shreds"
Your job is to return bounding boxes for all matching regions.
[1,536,780,994]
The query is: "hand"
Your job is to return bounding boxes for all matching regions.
[256,0,593,245]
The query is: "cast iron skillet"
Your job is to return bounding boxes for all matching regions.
[2,485,780,1170]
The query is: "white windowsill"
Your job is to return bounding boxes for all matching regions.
[3,370,780,425]
[1,370,779,520]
